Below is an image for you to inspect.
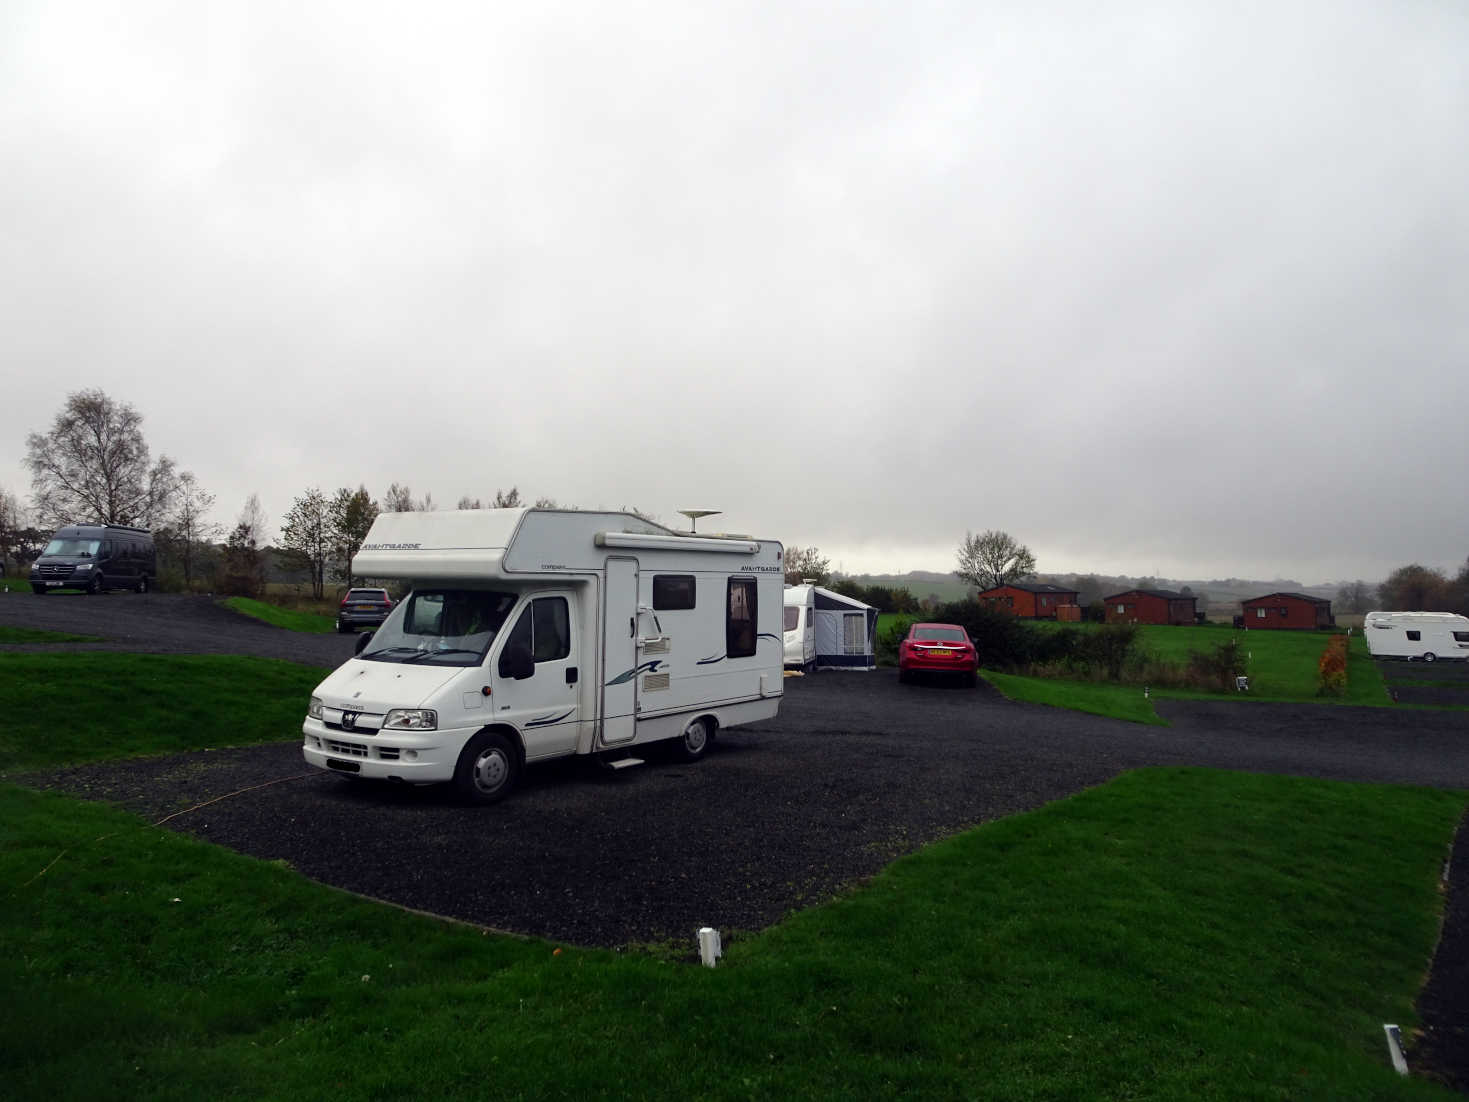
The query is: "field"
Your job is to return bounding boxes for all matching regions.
[2,613,1464,1097]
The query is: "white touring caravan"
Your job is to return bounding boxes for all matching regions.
[783,584,817,671]
[301,509,785,803]
[1363,611,1469,662]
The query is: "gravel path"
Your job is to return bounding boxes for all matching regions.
[5,591,1467,1087]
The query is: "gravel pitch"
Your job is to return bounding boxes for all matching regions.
[5,592,1467,1088]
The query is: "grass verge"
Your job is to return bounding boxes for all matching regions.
[222,596,336,634]
[983,669,1166,724]
[0,653,326,773]
[1,768,1459,1099]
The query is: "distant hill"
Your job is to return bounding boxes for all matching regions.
[834,571,1345,619]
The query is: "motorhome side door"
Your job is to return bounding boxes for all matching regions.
[601,557,639,746]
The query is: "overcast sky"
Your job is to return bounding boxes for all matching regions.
[4,1,1467,584]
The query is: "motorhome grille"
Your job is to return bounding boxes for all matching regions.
[325,716,382,734]
[641,637,670,655]
[642,672,671,692]
[324,739,369,758]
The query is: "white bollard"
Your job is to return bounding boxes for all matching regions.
[1383,1024,1408,1076]
[698,926,722,968]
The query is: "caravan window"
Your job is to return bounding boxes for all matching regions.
[784,606,800,631]
[1406,630,1421,641]
[653,575,696,610]
[726,578,757,658]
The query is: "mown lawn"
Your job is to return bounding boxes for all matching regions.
[0,652,325,773]
[0,625,102,644]
[222,596,337,634]
[2,769,1461,1100]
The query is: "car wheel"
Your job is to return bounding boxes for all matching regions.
[136,576,149,594]
[1423,652,1436,663]
[671,716,712,762]
[452,731,519,805]
[87,574,103,595]
[336,618,348,634]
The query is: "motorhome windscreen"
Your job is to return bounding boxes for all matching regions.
[43,538,99,557]
[359,589,518,666]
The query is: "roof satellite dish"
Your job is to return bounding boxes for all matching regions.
[678,509,721,533]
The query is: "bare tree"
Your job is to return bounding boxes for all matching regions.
[279,488,331,599]
[383,482,417,512]
[1377,564,1452,611]
[330,485,379,588]
[1335,579,1376,614]
[169,472,220,589]
[784,546,832,585]
[456,496,483,510]
[25,389,180,528]
[239,493,270,549]
[0,486,27,574]
[956,530,1037,590]
[492,487,522,508]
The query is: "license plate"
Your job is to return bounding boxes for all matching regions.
[45,581,63,587]
[352,604,372,610]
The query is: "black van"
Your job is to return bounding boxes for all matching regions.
[30,524,157,595]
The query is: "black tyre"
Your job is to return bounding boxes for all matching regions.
[336,618,349,634]
[87,573,103,595]
[452,731,520,805]
[898,667,912,684]
[671,716,712,762]
[135,575,149,594]
[32,585,46,596]
[1423,652,1436,664]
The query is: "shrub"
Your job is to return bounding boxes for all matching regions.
[1186,637,1247,692]
[1317,635,1348,696]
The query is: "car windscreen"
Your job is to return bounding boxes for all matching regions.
[43,538,100,557]
[913,627,967,642]
[359,589,518,666]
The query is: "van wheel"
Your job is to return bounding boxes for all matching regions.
[672,717,712,762]
[1423,652,1436,663]
[453,732,519,804]
[87,574,103,595]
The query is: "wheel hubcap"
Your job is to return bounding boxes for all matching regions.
[684,722,707,753]
[473,749,509,793]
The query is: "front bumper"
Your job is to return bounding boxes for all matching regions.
[301,716,473,783]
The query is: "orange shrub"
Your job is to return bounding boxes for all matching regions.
[1317,634,1348,696]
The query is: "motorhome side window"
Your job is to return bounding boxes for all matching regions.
[1455,632,1469,643]
[1406,630,1421,641]
[505,597,571,663]
[727,577,757,658]
[653,575,696,610]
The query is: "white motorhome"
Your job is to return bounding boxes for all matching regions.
[301,509,785,803]
[783,584,816,671]
[1362,611,1469,662]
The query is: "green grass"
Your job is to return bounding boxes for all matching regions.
[983,669,1167,724]
[0,625,102,644]
[1,769,1459,1099]
[0,653,326,773]
[222,595,336,634]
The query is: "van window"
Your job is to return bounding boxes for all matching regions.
[1406,630,1421,641]
[784,607,800,631]
[653,575,696,610]
[503,597,571,664]
[726,578,757,658]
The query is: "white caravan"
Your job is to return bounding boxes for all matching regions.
[1362,611,1469,662]
[301,509,785,803]
[783,584,817,671]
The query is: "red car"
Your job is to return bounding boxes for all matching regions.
[898,622,979,685]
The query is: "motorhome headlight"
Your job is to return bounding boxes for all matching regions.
[384,708,437,731]
[307,696,324,720]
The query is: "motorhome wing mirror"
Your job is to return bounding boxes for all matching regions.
[355,631,373,656]
[499,645,535,680]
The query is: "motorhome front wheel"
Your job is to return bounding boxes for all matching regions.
[453,731,520,805]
